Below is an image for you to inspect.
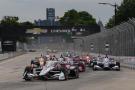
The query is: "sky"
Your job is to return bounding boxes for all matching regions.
[0,0,123,25]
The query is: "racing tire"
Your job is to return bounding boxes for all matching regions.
[75,73,79,79]
[75,69,79,79]
[24,78,32,81]
[23,66,33,81]
[116,62,120,71]
[23,73,32,81]
[93,67,98,71]
[60,68,68,81]
[92,65,97,71]
[116,67,120,71]
[64,73,69,81]
[93,68,97,71]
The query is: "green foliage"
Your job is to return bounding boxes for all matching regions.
[78,11,96,25]
[105,16,115,28]
[20,21,35,27]
[60,9,96,26]
[0,16,34,43]
[1,16,19,26]
[106,0,135,28]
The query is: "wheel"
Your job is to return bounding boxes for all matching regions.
[23,66,33,81]
[92,64,97,71]
[75,69,79,78]
[23,72,32,81]
[64,72,69,80]
[116,62,120,67]
[60,68,68,81]
[116,62,120,71]
[24,78,32,81]
[93,67,96,71]
[116,67,120,71]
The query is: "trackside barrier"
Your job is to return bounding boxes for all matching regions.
[0,51,26,61]
[74,18,135,56]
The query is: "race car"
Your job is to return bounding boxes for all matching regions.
[92,57,120,71]
[73,56,86,72]
[23,57,79,81]
[81,55,93,65]
[87,57,97,67]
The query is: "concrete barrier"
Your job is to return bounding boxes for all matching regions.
[0,51,26,61]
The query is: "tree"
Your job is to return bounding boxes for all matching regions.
[106,0,135,28]
[78,11,96,25]
[60,9,79,26]
[60,9,96,26]
[20,21,35,27]
[0,16,27,43]
[1,16,19,26]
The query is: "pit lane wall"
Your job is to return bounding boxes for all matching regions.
[74,18,135,69]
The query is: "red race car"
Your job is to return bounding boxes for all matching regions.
[73,56,86,72]
[81,55,93,65]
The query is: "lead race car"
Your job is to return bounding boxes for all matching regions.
[92,56,120,71]
[23,57,79,81]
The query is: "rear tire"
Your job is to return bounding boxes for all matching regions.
[116,62,120,71]
[116,67,120,71]
[93,65,97,71]
[75,69,79,78]
[93,68,96,71]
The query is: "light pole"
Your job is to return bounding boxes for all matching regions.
[99,2,118,25]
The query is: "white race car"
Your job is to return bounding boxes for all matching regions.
[23,57,79,81]
[92,57,120,71]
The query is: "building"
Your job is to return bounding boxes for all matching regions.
[46,8,55,26]
[35,8,60,26]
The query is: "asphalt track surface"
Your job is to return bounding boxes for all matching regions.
[0,52,135,90]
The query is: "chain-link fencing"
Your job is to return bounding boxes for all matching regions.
[74,18,135,69]
[75,18,135,56]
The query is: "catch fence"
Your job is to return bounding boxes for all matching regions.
[75,18,135,56]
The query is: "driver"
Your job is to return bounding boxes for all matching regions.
[67,55,74,65]
[38,57,46,68]
[103,54,109,63]
[97,55,101,61]
[59,55,64,62]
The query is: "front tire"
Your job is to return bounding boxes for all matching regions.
[23,72,32,81]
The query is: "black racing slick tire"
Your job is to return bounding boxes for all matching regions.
[75,69,79,79]
[60,68,68,81]
[23,72,32,81]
